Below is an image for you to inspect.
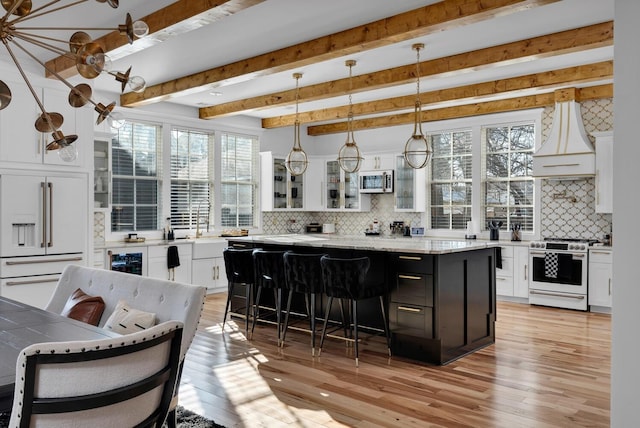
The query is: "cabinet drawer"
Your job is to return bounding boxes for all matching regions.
[1,274,59,309]
[1,254,84,278]
[589,249,612,263]
[393,253,433,274]
[391,273,433,306]
[389,303,433,338]
[496,276,514,296]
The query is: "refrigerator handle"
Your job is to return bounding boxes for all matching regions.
[40,182,46,248]
[48,181,53,247]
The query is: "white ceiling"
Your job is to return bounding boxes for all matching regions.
[1,0,615,123]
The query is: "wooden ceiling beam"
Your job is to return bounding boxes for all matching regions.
[306,84,613,135]
[262,61,613,128]
[201,21,613,119]
[122,0,562,107]
[45,0,264,79]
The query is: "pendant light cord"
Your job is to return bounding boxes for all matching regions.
[347,60,354,138]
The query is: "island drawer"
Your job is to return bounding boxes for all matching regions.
[389,303,433,338]
[392,253,433,274]
[391,273,433,307]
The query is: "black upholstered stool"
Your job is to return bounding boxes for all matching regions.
[282,251,327,355]
[319,255,391,367]
[252,249,287,342]
[222,247,255,337]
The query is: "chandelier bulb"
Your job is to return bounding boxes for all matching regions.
[128,75,147,93]
[107,110,125,129]
[133,20,150,38]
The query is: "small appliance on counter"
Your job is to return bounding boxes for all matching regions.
[389,221,405,236]
[365,219,381,236]
[306,223,322,233]
[322,223,336,234]
[465,221,478,240]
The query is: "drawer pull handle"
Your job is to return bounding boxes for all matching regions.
[6,277,59,286]
[399,255,421,261]
[398,274,422,280]
[397,306,422,313]
[5,256,83,266]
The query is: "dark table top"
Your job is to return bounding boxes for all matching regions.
[0,296,118,413]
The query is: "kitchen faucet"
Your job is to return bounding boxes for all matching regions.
[195,199,210,238]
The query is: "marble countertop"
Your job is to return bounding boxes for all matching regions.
[225,234,500,255]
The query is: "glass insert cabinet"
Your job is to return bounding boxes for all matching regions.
[325,160,361,210]
[260,152,305,210]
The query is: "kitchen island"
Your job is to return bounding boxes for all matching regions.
[227,235,497,365]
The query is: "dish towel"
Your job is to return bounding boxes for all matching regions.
[544,252,558,279]
[167,245,180,281]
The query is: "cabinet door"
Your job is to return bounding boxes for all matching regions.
[0,80,40,164]
[192,257,227,293]
[325,160,341,210]
[94,139,111,209]
[148,244,192,282]
[513,246,530,298]
[304,156,324,211]
[394,154,426,212]
[362,154,393,171]
[594,134,613,213]
[589,250,612,308]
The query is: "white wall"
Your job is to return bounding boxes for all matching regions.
[612,1,639,425]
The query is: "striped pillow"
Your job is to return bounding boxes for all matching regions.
[104,300,156,334]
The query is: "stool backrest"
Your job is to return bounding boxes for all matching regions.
[283,252,326,294]
[253,249,287,289]
[223,248,255,284]
[320,256,370,299]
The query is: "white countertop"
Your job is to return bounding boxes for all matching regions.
[226,234,500,255]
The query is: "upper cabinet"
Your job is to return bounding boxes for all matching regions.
[394,155,426,212]
[593,131,613,213]
[94,138,112,210]
[324,159,370,211]
[361,153,394,171]
[260,152,305,211]
[0,81,88,168]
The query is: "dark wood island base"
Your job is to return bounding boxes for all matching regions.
[227,236,496,366]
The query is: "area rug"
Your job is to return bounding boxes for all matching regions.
[0,406,225,428]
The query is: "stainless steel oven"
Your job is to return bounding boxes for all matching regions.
[528,239,592,310]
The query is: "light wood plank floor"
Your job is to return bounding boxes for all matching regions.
[178,294,610,427]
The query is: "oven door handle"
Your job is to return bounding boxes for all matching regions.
[530,290,586,300]
[530,251,585,258]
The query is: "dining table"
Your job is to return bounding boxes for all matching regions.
[0,296,118,413]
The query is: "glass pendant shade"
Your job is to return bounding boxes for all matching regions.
[403,43,432,169]
[284,73,308,176]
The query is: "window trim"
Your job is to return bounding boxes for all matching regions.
[423,109,543,240]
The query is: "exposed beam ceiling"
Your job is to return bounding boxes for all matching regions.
[119,0,563,108]
[45,0,264,79]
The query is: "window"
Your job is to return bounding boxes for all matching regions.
[484,123,535,231]
[170,129,213,231]
[220,132,259,227]
[111,121,161,232]
[430,130,473,229]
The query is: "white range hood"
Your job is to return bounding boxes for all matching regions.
[532,100,595,178]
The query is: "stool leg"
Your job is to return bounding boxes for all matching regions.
[319,296,334,356]
[222,282,234,332]
[281,290,294,347]
[251,286,263,339]
[353,299,359,367]
[245,283,253,338]
[379,295,392,356]
[338,299,349,342]
[310,293,316,356]
[275,288,282,346]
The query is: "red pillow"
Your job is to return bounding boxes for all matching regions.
[60,288,105,326]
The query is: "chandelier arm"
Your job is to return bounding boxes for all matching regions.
[11,38,99,109]
[10,31,72,57]
[2,39,48,115]
[1,0,26,25]
[10,0,89,25]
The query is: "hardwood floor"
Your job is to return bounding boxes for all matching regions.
[178,294,610,427]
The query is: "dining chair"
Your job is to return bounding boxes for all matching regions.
[9,321,183,428]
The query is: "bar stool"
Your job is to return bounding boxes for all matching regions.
[319,255,391,367]
[282,251,327,355]
[252,249,287,343]
[222,247,255,337]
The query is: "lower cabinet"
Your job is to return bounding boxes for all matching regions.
[147,243,192,283]
[496,244,529,299]
[192,257,227,294]
[588,248,612,311]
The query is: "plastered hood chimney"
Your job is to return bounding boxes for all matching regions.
[532,89,595,178]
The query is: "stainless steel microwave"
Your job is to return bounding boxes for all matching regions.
[359,169,394,193]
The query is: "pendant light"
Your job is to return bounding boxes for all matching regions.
[403,43,432,169]
[284,72,308,176]
[337,59,363,173]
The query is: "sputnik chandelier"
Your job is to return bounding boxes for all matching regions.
[0,0,149,161]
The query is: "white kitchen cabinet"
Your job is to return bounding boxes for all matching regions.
[0,82,84,167]
[303,156,325,212]
[593,131,613,213]
[361,153,394,171]
[496,244,529,299]
[324,159,370,211]
[260,151,305,210]
[147,243,192,283]
[0,173,87,257]
[394,154,426,212]
[94,138,112,210]
[192,239,228,294]
[589,248,612,311]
